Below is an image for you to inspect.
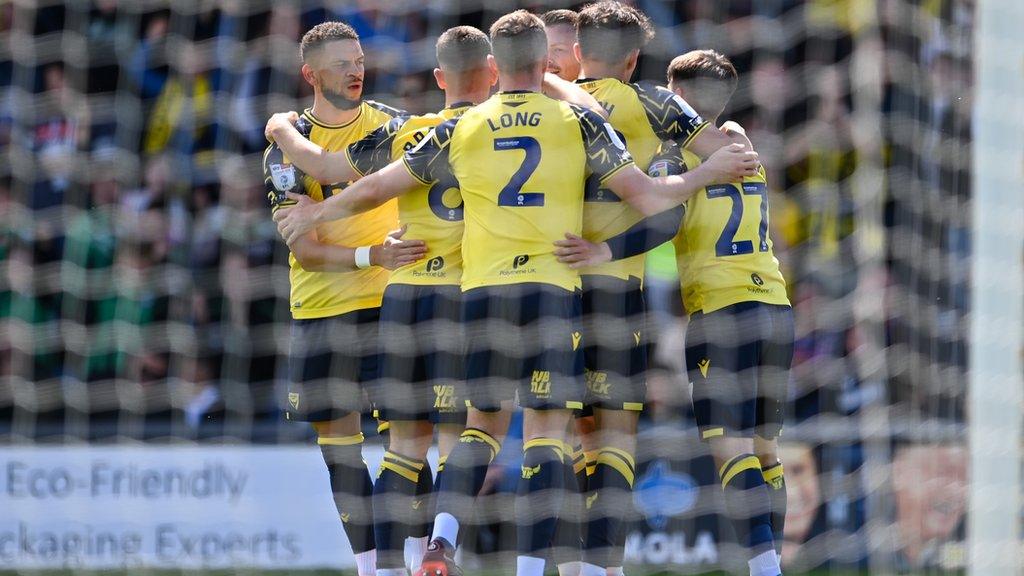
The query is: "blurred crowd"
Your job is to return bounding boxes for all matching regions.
[0,0,973,444]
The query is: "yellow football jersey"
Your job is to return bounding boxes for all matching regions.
[264,101,401,319]
[576,78,709,280]
[346,104,472,286]
[403,91,635,292]
[671,148,790,315]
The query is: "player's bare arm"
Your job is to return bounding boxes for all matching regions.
[287,224,426,271]
[604,142,757,216]
[265,112,360,184]
[273,159,422,245]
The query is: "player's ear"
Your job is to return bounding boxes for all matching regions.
[300,64,318,89]
[487,54,498,74]
[487,61,498,85]
[671,82,687,99]
[624,48,640,77]
[572,42,582,63]
[433,68,447,90]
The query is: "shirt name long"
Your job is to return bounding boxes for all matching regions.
[487,112,543,131]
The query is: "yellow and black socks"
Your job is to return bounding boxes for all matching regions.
[719,454,779,574]
[552,442,584,567]
[583,446,636,569]
[319,435,375,555]
[433,428,500,545]
[573,444,588,493]
[762,462,786,558]
[584,450,598,478]
[410,460,434,539]
[516,438,567,563]
[373,450,426,569]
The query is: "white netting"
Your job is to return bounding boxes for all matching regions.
[0,1,1000,574]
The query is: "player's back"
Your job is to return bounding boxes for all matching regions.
[576,79,708,280]
[448,91,591,292]
[266,101,400,318]
[672,148,789,315]
[348,105,471,286]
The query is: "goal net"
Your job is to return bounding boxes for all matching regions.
[0,1,1010,574]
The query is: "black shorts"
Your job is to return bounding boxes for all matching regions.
[286,307,380,422]
[373,283,466,424]
[581,275,647,412]
[463,283,584,412]
[685,301,794,440]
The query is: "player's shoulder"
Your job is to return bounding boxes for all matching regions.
[263,114,308,172]
[630,80,699,116]
[364,99,408,119]
[628,80,673,104]
[566,102,609,132]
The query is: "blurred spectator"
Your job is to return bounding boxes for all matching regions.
[61,162,120,384]
[228,6,304,153]
[4,239,64,387]
[122,154,188,257]
[131,12,222,180]
[112,234,171,390]
[85,0,133,95]
[29,63,87,212]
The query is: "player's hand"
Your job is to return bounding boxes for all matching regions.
[372,224,428,270]
[273,192,320,245]
[702,143,759,182]
[553,233,612,269]
[265,111,300,143]
[719,122,762,171]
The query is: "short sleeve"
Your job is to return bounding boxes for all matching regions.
[346,116,407,177]
[631,80,709,148]
[572,106,635,183]
[402,118,457,185]
[263,142,304,213]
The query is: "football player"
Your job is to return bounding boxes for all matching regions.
[268,26,496,576]
[262,21,414,576]
[548,5,765,575]
[554,50,792,576]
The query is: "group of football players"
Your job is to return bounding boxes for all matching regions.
[263,3,793,576]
